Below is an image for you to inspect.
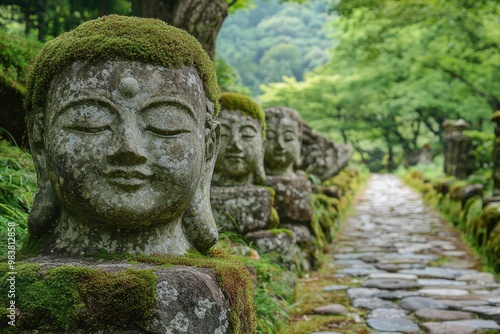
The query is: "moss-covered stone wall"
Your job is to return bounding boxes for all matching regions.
[402,170,500,272]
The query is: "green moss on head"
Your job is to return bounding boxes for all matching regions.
[491,110,500,123]
[25,14,220,121]
[220,92,266,135]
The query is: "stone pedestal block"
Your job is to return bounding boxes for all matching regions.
[266,174,313,225]
[4,256,255,333]
[211,186,274,233]
[245,230,311,272]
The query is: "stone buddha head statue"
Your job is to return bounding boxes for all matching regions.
[212,92,266,187]
[263,106,303,177]
[24,15,221,256]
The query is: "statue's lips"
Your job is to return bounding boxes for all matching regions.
[225,154,245,161]
[103,169,153,189]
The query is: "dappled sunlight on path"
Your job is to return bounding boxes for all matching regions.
[291,174,500,334]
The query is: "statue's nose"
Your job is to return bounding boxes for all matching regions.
[108,122,147,165]
[227,133,243,152]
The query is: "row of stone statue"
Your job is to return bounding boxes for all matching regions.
[23,15,351,266]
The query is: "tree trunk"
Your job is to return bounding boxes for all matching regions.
[138,0,228,60]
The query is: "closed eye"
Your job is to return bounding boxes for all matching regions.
[146,126,190,138]
[66,125,110,134]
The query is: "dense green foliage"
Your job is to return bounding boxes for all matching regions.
[0,29,42,95]
[217,0,332,95]
[260,0,500,171]
[0,140,35,256]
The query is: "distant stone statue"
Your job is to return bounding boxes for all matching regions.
[210,92,275,234]
[212,92,266,186]
[264,107,313,225]
[24,15,221,257]
[264,106,303,177]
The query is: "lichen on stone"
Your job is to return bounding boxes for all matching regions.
[133,248,257,334]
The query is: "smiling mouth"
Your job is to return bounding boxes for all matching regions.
[104,170,153,190]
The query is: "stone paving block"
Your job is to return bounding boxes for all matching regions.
[375,290,419,300]
[400,296,446,311]
[368,273,418,280]
[352,297,398,310]
[462,305,500,319]
[368,308,408,319]
[417,278,467,286]
[422,322,475,334]
[347,287,381,299]
[415,308,474,321]
[362,278,420,290]
[366,318,420,333]
[418,288,469,297]
[456,272,495,284]
[399,267,478,279]
[313,304,347,315]
[322,285,349,292]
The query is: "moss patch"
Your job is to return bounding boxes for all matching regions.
[0,263,157,331]
[220,92,266,135]
[25,14,220,122]
[134,248,257,334]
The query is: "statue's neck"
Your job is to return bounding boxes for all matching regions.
[211,172,254,187]
[41,211,192,257]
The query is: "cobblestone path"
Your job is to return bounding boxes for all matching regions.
[294,174,500,334]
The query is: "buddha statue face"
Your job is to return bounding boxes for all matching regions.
[264,107,303,177]
[45,60,206,228]
[213,109,264,186]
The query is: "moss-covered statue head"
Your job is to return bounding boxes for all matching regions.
[24,15,221,257]
[212,92,266,186]
[264,106,303,177]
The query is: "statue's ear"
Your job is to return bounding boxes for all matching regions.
[26,109,60,236]
[182,101,220,253]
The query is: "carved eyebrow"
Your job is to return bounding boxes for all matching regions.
[53,96,118,127]
[140,97,197,121]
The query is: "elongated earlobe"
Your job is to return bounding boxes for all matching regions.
[182,108,221,253]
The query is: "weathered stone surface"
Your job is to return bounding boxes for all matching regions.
[145,267,230,333]
[368,273,418,280]
[366,318,420,333]
[347,288,382,299]
[418,288,469,297]
[313,304,347,315]
[415,309,473,321]
[27,61,220,255]
[362,278,420,290]
[368,308,408,319]
[462,305,500,318]
[422,322,475,334]
[299,122,352,180]
[266,174,313,224]
[439,299,489,309]
[456,272,495,284]
[352,297,398,309]
[399,267,477,279]
[210,186,273,233]
[322,285,349,292]
[338,267,384,277]
[400,297,446,311]
[263,106,303,178]
[375,290,419,300]
[213,96,265,187]
[374,263,401,272]
[418,279,467,286]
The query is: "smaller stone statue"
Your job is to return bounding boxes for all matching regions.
[210,92,276,234]
[264,106,313,225]
[212,92,266,187]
